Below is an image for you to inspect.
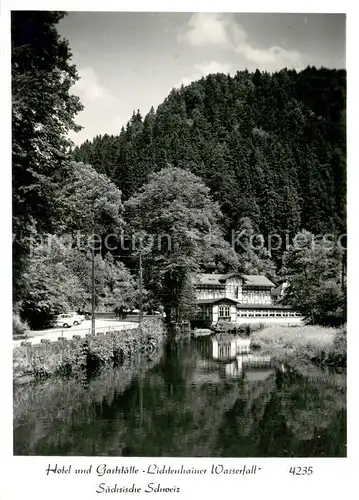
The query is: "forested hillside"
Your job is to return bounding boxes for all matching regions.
[12,11,346,328]
[73,67,346,246]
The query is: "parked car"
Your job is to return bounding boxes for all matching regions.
[132,309,140,314]
[70,312,86,323]
[53,313,85,328]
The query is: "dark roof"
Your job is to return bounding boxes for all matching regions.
[194,273,275,287]
[196,298,239,305]
[194,274,226,286]
[241,275,276,287]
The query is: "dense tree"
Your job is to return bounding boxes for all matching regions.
[12,11,83,302]
[68,251,139,315]
[233,217,277,281]
[19,237,139,328]
[71,68,346,324]
[125,167,238,321]
[282,230,346,325]
[73,67,346,269]
[54,161,124,235]
[19,238,86,328]
[16,160,132,328]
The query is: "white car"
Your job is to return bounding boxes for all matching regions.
[53,313,85,328]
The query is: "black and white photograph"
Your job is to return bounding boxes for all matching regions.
[8,6,348,464]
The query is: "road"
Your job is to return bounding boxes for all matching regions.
[13,319,139,347]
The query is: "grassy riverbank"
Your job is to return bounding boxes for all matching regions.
[13,319,165,382]
[251,325,346,368]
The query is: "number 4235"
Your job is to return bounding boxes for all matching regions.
[289,466,314,475]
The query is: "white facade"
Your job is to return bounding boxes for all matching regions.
[212,303,237,322]
[236,316,303,325]
[224,277,243,300]
[241,289,272,304]
[196,287,224,300]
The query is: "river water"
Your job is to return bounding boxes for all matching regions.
[13,336,346,457]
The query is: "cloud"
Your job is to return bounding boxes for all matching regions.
[175,60,233,89]
[194,60,232,75]
[74,67,116,105]
[177,12,231,47]
[178,13,304,71]
[236,44,303,68]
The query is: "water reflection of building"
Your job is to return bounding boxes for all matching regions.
[192,337,274,383]
[212,336,251,360]
[223,354,273,380]
[225,361,240,378]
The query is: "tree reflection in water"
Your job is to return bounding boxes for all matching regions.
[13,338,346,457]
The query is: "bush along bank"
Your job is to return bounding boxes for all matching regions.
[250,325,346,368]
[13,318,165,382]
[211,321,265,336]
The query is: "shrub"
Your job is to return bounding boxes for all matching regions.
[211,321,265,336]
[239,323,265,335]
[250,324,346,367]
[13,318,165,381]
[328,326,346,366]
[13,313,29,338]
[211,321,233,333]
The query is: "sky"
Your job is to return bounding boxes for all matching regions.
[57,12,346,145]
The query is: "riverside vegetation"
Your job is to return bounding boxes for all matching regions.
[207,320,346,369]
[13,319,165,382]
[251,325,346,368]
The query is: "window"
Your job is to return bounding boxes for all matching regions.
[219,305,230,319]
